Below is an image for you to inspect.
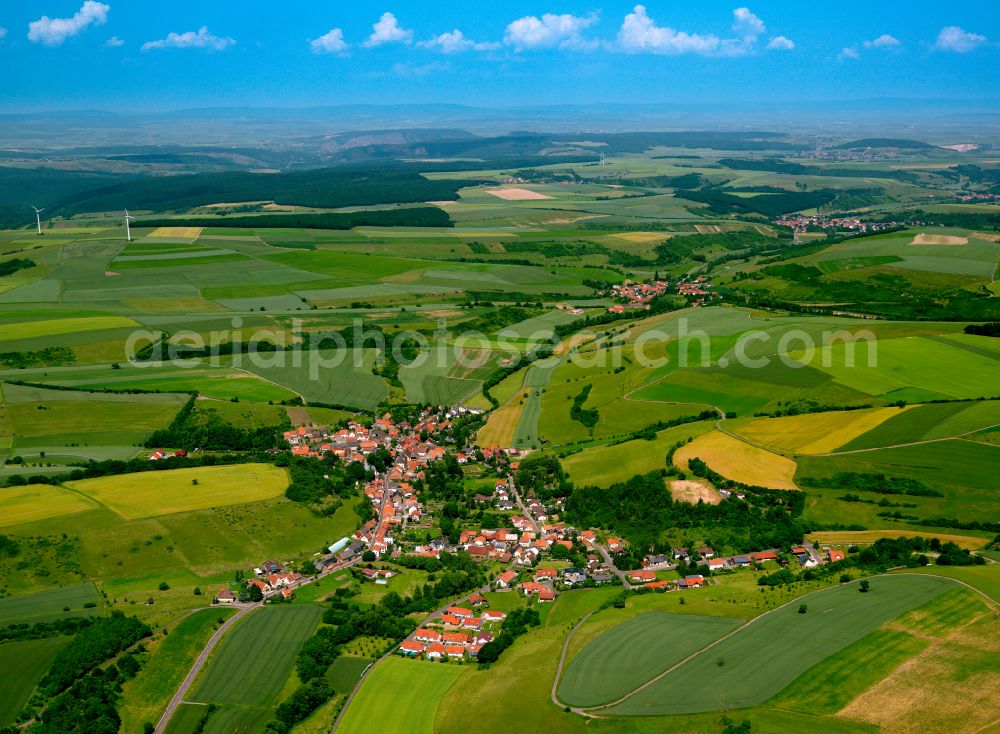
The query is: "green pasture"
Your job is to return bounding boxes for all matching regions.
[0,583,101,626]
[0,636,71,725]
[607,574,955,715]
[799,336,999,399]
[797,439,999,522]
[337,657,463,734]
[0,499,359,619]
[325,656,373,693]
[838,399,1000,450]
[561,420,714,485]
[119,608,238,734]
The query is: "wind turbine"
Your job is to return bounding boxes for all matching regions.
[123,209,134,242]
[32,206,44,235]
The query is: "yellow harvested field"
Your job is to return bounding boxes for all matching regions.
[477,388,528,448]
[674,430,799,489]
[66,464,288,520]
[808,530,987,551]
[970,232,1000,243]
[909,233,968,245]
[670,479,720,505]
[148,226,204,239]
[610,231,671,243]
[0,484,98,528]
[0,316,139,343]
[484,187,553,201]
[734,406,912,455]
[838,611,1000,734]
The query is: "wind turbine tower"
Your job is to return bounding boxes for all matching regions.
[124,209,134,242]
[32,206,44,235]
[599,153,606,167]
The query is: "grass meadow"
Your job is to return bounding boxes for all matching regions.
[0,637,71,725]
[337,657,464,734]
[119,608,238,734]
[0,583,101,625]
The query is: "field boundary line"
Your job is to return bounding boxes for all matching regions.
[229,365,305,403]
[577,573,977,715]
[550,609,599,714]
[154,604,255,733]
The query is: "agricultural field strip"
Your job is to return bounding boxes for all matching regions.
[586,574,966,713]
[557,611,742,706]
[155,606,253,732]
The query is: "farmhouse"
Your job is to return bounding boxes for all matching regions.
[214,589,236,604]
[399,640,424,656]
[628,570,657,584]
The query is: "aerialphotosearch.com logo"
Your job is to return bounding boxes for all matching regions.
[123,316,879,378]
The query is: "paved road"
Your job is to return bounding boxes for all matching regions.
[509,474,541,534]
[154,604,254,733]
[550,609,598,713]
[594,544,632,589]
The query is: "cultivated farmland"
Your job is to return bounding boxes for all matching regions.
[606,574,956,715]
[0,583,101,626]
[558,611,741,706]
[66,463,289,519]
[0,484,98,527]
[188,604,322,705]
[674,429,799,489]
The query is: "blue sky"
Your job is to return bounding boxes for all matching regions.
[1,1,997,111]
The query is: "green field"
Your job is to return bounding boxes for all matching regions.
[119,608,238,734]
[607,574,956,715]
[0,583,101,626]
[189,605,322,705]
[0,484,98,527]
[325,656,373,693]
[561,420,714,486]
[336,657,463,734]
[66,464,289,520]
[558,611,741,706]
[0,636,71,725]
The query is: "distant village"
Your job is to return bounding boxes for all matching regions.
[774,214,904,234]
[608,277,716,312]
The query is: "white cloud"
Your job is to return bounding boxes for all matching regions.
[104,35,124,47]
[418,29,499,54]
[0,27,7,41]
[311,28,349,55]
[363,12,412,47]
[141,26,235,52]
[504,12,598,51]
[390,61,448,77]
[617,5,721,55]
[732,7,765,40]
[838,46,860,60]
[28,1,109,46]
[933,25,986,53]
[766,35,794,51]
[864,34,901,49]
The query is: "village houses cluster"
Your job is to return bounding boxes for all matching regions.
[400,597,507,659]
[774,214,904,234]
